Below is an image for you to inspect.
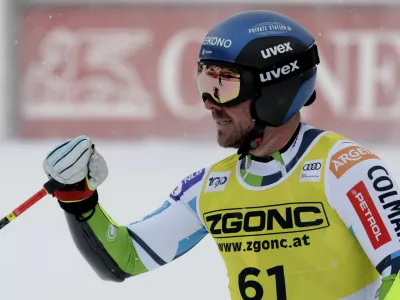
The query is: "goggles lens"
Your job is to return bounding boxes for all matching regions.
[197,63,241,104]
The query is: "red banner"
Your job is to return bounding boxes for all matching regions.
[17,6,400,141]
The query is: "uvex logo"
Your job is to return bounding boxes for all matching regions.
[259,61,299,82]
[261,42,293,59]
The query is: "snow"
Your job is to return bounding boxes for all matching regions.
[0,139,232,300]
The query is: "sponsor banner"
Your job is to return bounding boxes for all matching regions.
[300,159,323,182]
[170,168,205,201]
[367,165,400,241]
[347,181,392,250]
[205,171,231,193]
[203,202,329,238]
[17,6,400,139]
[330,146,379,179]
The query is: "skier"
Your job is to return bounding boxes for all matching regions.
[42,10,400,300]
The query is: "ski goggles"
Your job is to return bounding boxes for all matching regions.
[197,44,319,106]
[196,62,253,106]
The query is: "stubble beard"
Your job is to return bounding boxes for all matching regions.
[217,121,253,149]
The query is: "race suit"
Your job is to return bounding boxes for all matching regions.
[63,122,400,300]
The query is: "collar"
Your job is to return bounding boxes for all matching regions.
[239,123,325,187]
[249,122,302,164]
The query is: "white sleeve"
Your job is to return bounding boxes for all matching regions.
[126,167,210,271]
[325,141,400,277]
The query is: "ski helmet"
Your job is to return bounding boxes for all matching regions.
[197,10,319,131]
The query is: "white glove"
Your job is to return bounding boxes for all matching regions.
[43,135,108,189]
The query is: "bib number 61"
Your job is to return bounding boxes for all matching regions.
[238,265,287,300]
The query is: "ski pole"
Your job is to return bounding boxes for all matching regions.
[0,178,64,230]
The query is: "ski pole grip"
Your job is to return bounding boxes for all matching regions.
[43,178,65,194]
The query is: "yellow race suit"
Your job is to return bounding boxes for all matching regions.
[61,122,400,300]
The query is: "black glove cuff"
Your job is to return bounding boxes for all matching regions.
[58,190,99,222]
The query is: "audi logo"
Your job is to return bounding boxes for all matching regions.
[303,163,322,171]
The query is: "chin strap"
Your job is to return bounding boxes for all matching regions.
[237,120,266,160]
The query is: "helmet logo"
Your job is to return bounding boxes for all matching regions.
[259,61,300,82]
[202,48,212,55]
[249,22,292,36]
[261,42,293,59]
[203,36,232,48]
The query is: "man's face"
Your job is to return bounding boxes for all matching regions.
[204,99,254,148]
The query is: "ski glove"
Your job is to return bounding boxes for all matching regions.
[43,135,108,216]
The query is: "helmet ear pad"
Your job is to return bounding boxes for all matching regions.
[251,68,316,127]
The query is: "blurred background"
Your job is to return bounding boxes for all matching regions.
[0,0,400,299]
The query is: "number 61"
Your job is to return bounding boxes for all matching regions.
[238,265,287,300]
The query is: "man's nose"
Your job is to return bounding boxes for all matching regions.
[204,99,221,111]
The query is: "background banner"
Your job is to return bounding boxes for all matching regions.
[17,6,400,141]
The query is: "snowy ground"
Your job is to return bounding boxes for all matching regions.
[0,139,399,300]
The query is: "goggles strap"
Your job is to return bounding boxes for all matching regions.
[258,44,320,88]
